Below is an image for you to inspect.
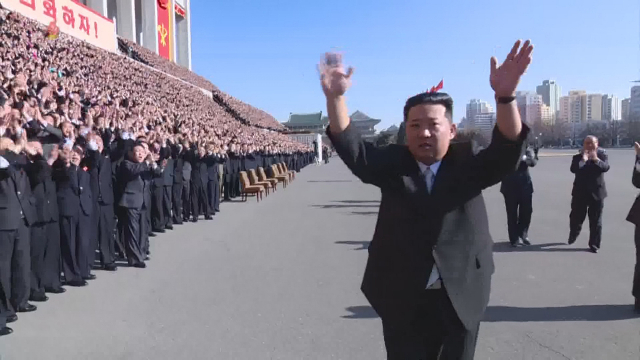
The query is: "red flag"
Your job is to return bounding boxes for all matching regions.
[429,79,444,93]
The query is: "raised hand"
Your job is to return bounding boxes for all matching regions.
[635,142,640,156]
[318,52,354,98]
[490,40,534,97]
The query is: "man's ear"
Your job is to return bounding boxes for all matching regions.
[449,122,457,140]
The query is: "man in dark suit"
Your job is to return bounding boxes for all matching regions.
[53,143,94,287]
[569,136,609,253]
[150,143,166,234]
[171,141,184,225]
[0,139,38,336]
[500,144,537,247]
[320,40,533,359]
[625,142,640,313]
[160,140,174,230]
[82,135,116,271]
[206,147,221,215]
[117,142,161,268]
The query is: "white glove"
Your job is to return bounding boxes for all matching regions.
[0,156,10,169]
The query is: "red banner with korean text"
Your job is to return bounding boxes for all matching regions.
[157,0,173,61]
[2,0,116,52]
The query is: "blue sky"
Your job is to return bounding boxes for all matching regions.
[191,0,638,129]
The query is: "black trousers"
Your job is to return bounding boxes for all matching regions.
[119,207,147,266]
[382,289,479,360]
[151,185,164,231]
[190,180,209,219]
[224,177,232,200]
[172,182,183,224]
[208,179,220,213]
[570,196,604,249]
[163,186,172,227]
[42,221,62,290]
[232,173,240,198]
[634,227,640,299]
[503,192,533,244]
[30,223,48,298]
[60,214,91,283]
[0,223,30,319]
[182,180,191,220]
[96,203,115,266]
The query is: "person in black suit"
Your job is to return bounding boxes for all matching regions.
[117,142,162,268]
[181,142,192,221]
[159,140,174,230]
[625,142,640,313]
[171,142,185,225]
[40,144,65,294]
[206,146,221,215]
[53,143,94,287]
[150,143,166,234]
[568,136,609,253]
[81,135,116,271]
[0,139,38,336]
[320,40,533,360]
[500,144,537,247]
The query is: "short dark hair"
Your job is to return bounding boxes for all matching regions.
[403,92,453,122]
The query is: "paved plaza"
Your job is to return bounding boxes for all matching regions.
[1,149,639,360]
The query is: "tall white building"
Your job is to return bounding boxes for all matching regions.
[466,99,493,123]
[470,113,497,141]
[583,94,603,121]
[622,98,631,121]
[630,86,640,120]
[601,95,621,121]
[515,91,543,125]
[536,80,561,121]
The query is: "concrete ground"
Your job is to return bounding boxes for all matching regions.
[1,149,639,360]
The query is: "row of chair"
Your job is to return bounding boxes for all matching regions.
[239,163,296,202]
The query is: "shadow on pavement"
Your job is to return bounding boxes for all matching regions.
[351,211,379,216]
[307,180,353,183]
[312,204,380,209]
[333,200,380,204]
[493,242,592,253]
[335,240,370,250]
[342,306,379,319]
[484,304,640,322]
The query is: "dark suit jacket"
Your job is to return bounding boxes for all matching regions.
[570,148,609,200]
[205,155,220,181]
[26,154,59,224]
[117,160,159,209]
[52,161,93,217]
[500,147,537,196]
[82,150,114,205]
[626,156,640,225]
[161,147,174,187]
[0,153,37,230]
[172,147,184,185]
[327,123,528,330]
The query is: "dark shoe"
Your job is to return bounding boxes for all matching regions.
[149,233,157,237]
[205,216,213,220]
[83,274,97,281]
[17,303,37,313]
[29,294,49,302]
[66,280,88,287]
[133,263,146,269]
[165,225,174,230]
[634,298,640,313]
[589,246,599,253]
[511,239,525,247]
[6,314,18,323]
[568,235,577,245]
[0,327,13,336]
[103,263,118,271]
[153,228,166,233]
[174,221,183,225]
[45,287,66,294]
[191,217,198,222]
[521,237,531,246]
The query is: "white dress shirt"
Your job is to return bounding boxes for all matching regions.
[417,161,442,289]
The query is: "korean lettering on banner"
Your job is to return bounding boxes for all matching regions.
[78,13,90,35]
[42,0,56,20]
[62,6,75,28]
[19,0,36,10]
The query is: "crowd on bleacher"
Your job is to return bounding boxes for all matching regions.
[0,8,314,336]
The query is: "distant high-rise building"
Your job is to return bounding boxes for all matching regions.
[466,99,493,122]
[515,91,543,125]
[536,80,561,121]
[541,104,553,125]
[559,96,571,122]
[470,113,496,141]
[622,98,631,121]
[582,94,603,121]
[630,86,640,120]
[601,94,621,121]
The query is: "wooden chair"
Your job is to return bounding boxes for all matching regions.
[282,163,296,180]
[270,165,289,188]
[239,171,264,202]
[258,167,279,190]
[249,169,272,195]
[278,163,294,182]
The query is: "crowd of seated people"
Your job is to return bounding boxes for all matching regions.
[0,8,315,337]
[118,38,284,131]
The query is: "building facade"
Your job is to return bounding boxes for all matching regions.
[622,98,631,121]
[516,91,543,125]
[80,0,192,69]
[466,99,493,123]
[601,94,621,121]
[631,86,640,120]
[536,80,561,121]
